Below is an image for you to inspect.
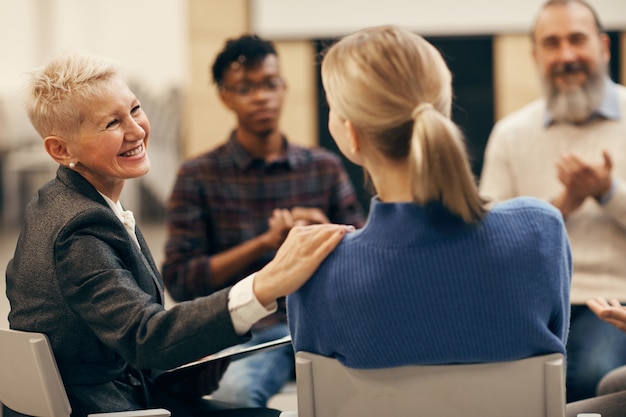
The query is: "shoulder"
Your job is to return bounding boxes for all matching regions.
[37,174,109,218]
[493,196,558,213]
[54,189,118,229]
[52,196,128,257]
[27,178,120,248]
[490,197,564,229]
[486,198,571,277]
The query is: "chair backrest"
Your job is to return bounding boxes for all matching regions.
[295,351,566,417]
[0,328,72,417]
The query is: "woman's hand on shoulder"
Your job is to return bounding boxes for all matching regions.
[253,223,354,306]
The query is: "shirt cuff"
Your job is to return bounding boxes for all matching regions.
[228,273,277,335]
[596,178,618,206]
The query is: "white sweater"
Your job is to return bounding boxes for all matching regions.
[480,83,626,303]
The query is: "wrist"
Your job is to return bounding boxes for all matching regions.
[229,274,277,334]
[257,231,278,252]
[595,178,616,205]
[551,191,585,218]
[252,268,280,307]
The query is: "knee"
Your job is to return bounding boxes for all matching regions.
[597,366,626,396]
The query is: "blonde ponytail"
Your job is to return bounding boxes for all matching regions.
[410,106,486,223]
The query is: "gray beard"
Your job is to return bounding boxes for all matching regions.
[543,66,606,124]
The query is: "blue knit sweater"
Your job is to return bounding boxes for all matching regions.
[288,196,571,368]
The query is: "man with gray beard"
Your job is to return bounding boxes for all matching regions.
[480,0,626,404]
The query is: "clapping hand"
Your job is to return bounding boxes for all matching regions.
[263,207,331,250]
[556,150,612,201]
[290,207,330,226]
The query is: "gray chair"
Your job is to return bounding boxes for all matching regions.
[0,328,170,417]
[294,351,567,417]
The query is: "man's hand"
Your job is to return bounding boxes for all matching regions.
[253,223,353,306]
[261,207,331,250]
[587,297,626,333]
[556,150,613,201]
[290,207,330,226]
[262,209,295,250]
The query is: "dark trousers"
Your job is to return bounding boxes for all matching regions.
[566,305,626,402]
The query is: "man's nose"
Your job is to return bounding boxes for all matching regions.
[557,42,577,62]
[250,85,271,100]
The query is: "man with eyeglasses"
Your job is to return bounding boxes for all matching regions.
[162,34,364,408]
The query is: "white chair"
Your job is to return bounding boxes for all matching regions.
[0,328,170,417]
[294,351,567,417]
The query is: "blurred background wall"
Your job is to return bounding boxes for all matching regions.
[0,0,625,223]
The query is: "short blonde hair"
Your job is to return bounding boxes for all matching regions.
[24,52,122,140]
[322,25,487,223]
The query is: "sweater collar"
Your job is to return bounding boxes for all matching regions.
[351,197,466,244]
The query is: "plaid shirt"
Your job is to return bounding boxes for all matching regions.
[163,132,364,325]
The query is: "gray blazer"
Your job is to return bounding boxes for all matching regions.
[5,166,246,416]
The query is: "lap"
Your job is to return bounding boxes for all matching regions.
[210,324,294,407]
[597,365,626,396]
[566,305,626,401]
[566,390,626,417]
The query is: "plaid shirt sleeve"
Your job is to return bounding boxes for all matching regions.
[162,162,217,301]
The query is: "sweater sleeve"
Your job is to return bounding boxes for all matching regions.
[162,163,217,301]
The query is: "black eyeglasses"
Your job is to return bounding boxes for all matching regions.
[220,77,285,97]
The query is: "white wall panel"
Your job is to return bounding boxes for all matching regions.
[250,0,626,39]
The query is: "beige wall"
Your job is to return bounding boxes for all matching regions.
[185,0,248,158]
[185,0,316,159]
[493,35,541,121]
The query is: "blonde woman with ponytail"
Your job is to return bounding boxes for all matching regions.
[288,25,572,369]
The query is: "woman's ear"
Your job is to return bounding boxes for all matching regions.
[344,119,360,156]
[44,136,72,166]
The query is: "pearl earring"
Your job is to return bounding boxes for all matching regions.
[69,162,76,169]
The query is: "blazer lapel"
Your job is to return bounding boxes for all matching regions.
[135,227,165,305]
